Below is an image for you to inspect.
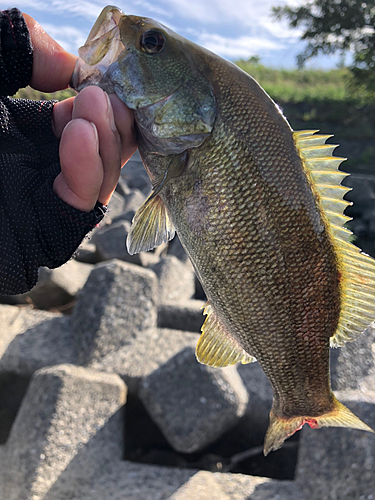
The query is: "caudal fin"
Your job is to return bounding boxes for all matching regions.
[264,395,374,456]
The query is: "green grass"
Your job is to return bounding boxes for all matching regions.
[235,62,366,103]
[14,87,76,101]
[235,62,375,172]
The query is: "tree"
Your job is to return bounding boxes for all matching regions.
[273,0,375,92]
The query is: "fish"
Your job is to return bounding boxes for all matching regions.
[71,5,375,455]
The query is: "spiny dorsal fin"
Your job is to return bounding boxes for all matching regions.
[294,130,375,347]
[196,303,256,367]
[126,194,175,255]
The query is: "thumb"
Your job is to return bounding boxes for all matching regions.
[23,13,77,92]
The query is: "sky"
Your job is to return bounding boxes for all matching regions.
[1,0,343,69]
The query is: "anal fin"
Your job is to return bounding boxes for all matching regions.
[196,303,255,367]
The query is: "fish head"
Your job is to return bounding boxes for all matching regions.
[71,5,217,155]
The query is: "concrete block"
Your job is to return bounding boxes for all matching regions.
[94,221,159,266]
[74,239,99,264]
[150,255,195,304]
[167,234,189,263]
[139,346,249,453]
[169,470,306,500]
[72,260,158,366]
[169,471,230,499]
[18,260,94,310]
[44,461,196,500]
[331,323,375,391]
[95,220,142,264]
[102,191,126,225]
[90,327,198,393]
[0,372,30,444]
[0,305,76,375]
[0,445,5,489]
[121,151,152,195]
[236,362,273,446]
[215,473,307,500]
[115,175,132,197]
[296,387,375,500]
[1,364,126,500]
[157,299,205,333]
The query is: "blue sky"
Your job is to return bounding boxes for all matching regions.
[2,1,343,68]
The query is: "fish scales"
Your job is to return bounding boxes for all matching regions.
[149,57,339,415]
[72,6,375,454]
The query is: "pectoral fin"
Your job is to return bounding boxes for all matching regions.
[127,153,189,255]
[196,303,256,367]
[152,153,189,196]
[126,195,175,255]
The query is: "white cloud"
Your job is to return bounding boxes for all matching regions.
[159,0,306,28]
[42,23,86,53]
[8,0,337,68]
[128,0,173,18]
[259,18,303,40]
[7,0,103,20]
[197,32,284,59]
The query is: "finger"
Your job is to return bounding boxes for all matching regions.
[23,13,77,92]
[108,93,138,166]
[53,119,103,212]
[71,86,123,205]
[51,97,74,138]
[53,94,137,161]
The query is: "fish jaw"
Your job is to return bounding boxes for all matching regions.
[263,394,374,456]
[70,6,126,94]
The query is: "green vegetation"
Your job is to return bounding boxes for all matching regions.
[236,61,375,172]
[273,0,375,94]
[14,87,75,101]
[236,61,351,102]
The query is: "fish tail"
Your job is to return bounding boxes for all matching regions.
[264,395,374,456]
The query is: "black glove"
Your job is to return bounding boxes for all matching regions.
[0,9,105,295]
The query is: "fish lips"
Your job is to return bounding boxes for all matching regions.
[70,57,117,94]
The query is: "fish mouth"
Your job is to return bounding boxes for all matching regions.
[70,6,126,92]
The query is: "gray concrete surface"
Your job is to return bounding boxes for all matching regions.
[1,364,126,500]
[296,387,375,500]
[140,346,249,453]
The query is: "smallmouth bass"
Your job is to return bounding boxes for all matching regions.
[72,6,375,454]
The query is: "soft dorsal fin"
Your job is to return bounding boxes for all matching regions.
[196,303,256,367]
[294,130,375,347]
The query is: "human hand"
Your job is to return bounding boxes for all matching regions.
[23,13,137,212]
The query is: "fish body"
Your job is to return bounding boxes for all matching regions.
[72,6,375,454]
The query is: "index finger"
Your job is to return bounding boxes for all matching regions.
[23,13,77,92]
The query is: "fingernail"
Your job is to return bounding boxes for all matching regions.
[90,122,99,153]
[104,91,117,132]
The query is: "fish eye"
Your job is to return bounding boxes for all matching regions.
[140,30,165,54]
